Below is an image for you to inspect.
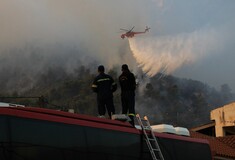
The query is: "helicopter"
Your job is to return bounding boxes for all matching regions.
[120,26,150,39]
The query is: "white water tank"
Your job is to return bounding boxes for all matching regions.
[151,124,176,134]
[0,102,25,107]
[174,127,190,136]
[112,114,130,121]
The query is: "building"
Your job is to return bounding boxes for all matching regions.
[192,102,235,137]
[190,131,235,160]
[211,102,235,137]
[191,102,235,160]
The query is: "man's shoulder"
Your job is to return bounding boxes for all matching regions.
[127,72,135,78]
[119,71,134,78]
[94,74,102,79]
[130,72,135,76]
[103,73,113,79]
[94,74,104,81]
[119,73,124,77]
[96,73,114,81]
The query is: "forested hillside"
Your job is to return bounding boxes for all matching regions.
[0,65,234,128]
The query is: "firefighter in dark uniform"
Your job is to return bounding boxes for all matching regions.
[91,65,117,118]
[119,64,136,126]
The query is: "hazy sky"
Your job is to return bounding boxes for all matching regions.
[1,0,235,91]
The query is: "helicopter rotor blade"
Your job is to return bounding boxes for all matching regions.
[120,28,129,31]
[129,26,135,32]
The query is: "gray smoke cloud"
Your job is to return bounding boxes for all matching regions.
[0,0,235,91]
[129,27,221,76]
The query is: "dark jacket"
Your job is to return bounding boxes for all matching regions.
[119,70,136,92]
[92,73,117,99]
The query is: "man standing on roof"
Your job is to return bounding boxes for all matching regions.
[91,65,117,119]
[119,64,136,126]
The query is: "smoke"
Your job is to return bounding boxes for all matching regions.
[0,0,151,92]
[0,0,148,65]
[0,0,235,91]
[129,27,221,77]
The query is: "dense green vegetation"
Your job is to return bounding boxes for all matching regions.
[0,65,234,128]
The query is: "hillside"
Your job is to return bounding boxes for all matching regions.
[0,65,234,128]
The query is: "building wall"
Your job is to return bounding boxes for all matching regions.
[210,102,235,137]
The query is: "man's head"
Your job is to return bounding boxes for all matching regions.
[98,65,105,73]
[122,64,129,71]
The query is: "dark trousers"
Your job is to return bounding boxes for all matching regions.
[97,97,115,118]
[121,91,135,114]
[121,91,135,126]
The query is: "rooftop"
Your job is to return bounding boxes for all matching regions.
[190,131,235,159]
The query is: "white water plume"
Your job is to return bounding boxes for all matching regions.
[129,28,220,77]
